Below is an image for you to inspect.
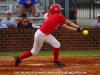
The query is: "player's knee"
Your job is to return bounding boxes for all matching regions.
[31,50,38,56]
[53,42,60,48]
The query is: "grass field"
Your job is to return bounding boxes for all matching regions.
[0,51,100,56]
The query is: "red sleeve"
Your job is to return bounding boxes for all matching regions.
[60,15,66,22]
[59,15,67,25]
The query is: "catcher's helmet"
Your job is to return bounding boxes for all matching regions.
[50,4,62,14]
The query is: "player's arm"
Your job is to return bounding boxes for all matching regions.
[65,19,78,28]
[60,24,77,31]
[60,23,83,32]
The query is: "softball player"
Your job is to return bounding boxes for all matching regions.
[15,4,83,66]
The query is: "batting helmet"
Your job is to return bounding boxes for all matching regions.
[50,4,62,14]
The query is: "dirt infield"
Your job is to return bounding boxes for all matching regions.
[0,56,100,75]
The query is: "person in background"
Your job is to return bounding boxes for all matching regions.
[93,14,100,27]
[17,18,33,28]
[17,13,31,25]
[17,13,33,28]
[43,6,51,20]
[0,19,8,29]
[1,10,16,28]
[18,0,36,17]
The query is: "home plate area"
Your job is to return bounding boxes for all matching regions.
[0,56,100,75]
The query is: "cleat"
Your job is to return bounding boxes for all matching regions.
[14,56,21,66]
[54,61,65,66]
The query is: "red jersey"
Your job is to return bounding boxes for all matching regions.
[39,13,66,35]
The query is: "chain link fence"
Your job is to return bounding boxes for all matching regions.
[75,0,100,27]
[75,0,100,19]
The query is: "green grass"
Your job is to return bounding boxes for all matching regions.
[0,51,100,57]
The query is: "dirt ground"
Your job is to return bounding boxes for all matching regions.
[0,56,100,75]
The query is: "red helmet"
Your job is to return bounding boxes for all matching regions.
[50,4,62,14]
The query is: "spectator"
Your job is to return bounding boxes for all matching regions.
[18,0,36,17]
[43,6,51,20]
[1,10,16,28]
[17,18,33,28]
[17,13,28,24]
[17,13,33,28]
[93,14,100,27]
[0,19,8,29]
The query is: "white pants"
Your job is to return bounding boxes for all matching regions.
[31,29,60,55]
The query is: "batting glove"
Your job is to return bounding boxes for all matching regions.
[77,27,83,32]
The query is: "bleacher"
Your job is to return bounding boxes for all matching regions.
[0,0,44,27]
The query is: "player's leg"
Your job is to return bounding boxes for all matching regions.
[14,29,45,66]
[45,35,65,66]
[19,30,45,60]
[45,34,60,62]
[18,4,25,17]
[14,50,31,66]
[31,32,45,55]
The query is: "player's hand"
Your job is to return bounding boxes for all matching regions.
[76,27,83,35]
[77,27,83,32]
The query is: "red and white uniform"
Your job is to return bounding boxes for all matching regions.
[31,13,66,55]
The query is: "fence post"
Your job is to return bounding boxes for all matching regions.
[90,0,92,19]
[92,0,95,19]
[65,0,69,19]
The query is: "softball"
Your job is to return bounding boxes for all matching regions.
[83,30,88,35]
